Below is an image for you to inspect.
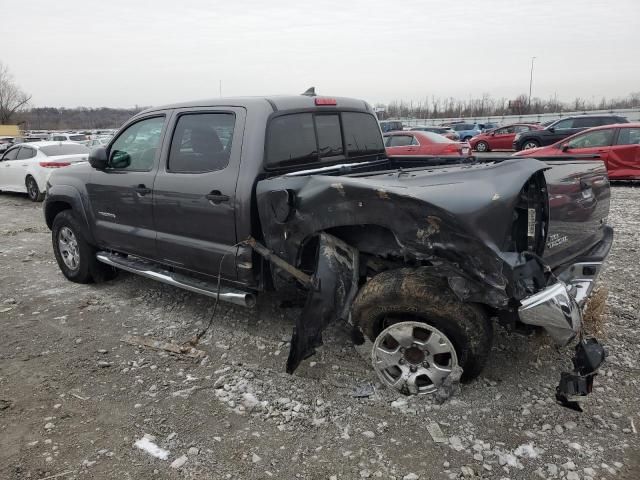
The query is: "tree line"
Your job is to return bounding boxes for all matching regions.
[15,106,145,131]
[376,92,640,120]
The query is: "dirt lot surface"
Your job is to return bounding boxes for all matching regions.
[1,186,639,480]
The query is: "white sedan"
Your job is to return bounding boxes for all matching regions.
[0,141,90,201]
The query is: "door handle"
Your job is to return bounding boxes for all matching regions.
[134,184,151,196]
[206,190,230,204]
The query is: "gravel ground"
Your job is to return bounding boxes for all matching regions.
[0,185,638,480]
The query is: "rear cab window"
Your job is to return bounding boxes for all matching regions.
[266,111,384,169]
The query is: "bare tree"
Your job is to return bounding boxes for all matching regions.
[0,62,32,124]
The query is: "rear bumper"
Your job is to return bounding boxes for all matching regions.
[517,227,613,345]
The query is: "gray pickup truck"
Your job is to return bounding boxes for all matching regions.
[44,92,611,403]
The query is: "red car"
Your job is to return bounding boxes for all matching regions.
[384,131,470,156]
[470,123,542,152]
[513,123,640,180]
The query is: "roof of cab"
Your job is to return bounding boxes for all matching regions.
[139,95,373,116]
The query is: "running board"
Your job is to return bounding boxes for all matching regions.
[96,252,256,308]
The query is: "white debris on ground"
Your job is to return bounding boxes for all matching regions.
[134,435,169,460]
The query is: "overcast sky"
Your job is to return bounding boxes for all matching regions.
[2,0,639,108]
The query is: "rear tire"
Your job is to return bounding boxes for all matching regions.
[52,210,117,283]
[463,136,473,142]
[26,176,45,202]
[475,141,490,152]
[522,139,540,150]
[351,268,492,385]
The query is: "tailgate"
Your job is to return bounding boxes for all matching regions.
[542,160,610,268]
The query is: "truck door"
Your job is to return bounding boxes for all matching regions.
[152,107,246,280]
[86,114,167,257]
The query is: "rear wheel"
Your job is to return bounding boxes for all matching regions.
[26,176,45,202]
[463,136,473,142]
[52,210,117,283]
[522,139,540,150]
[475,141,490,152]
[351,268,492,395]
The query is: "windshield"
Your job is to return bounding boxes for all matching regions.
[69,135,86,141]
[40,144,90,156]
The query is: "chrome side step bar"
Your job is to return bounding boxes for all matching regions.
[96,252,256,308]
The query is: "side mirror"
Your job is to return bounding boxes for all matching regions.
[490,132,495,136]
[561,143,570,152]
[109,149,131,169]
[88,147,108,169]
[547,126,555,133]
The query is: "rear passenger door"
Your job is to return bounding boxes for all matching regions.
[152,107,246,280]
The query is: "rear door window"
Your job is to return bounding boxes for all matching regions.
[17,147,35,159]
[573,117,602,128]
[615,127,640,145]
[168,113,235,173]
[388,135,413,147]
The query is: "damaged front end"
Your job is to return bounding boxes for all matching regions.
[251,157,610,407]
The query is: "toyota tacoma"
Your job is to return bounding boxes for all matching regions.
[44,91,611,402]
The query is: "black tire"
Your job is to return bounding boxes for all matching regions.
[52,210,117,283]
[351,268,492,381]
[26,176,45,202]
[522,139,540,150]
[463,136,473,142]
[475,141,490,152]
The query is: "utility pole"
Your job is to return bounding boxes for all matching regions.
[528,56,536,111]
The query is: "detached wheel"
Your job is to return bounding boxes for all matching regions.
[52,210,116,283]
[351,268,492,395]
[522,139,540,150]
[475,141,490,152]
[26,176,45,202]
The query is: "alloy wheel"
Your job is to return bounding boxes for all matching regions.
[372,321,458,395]
[58,226,80,270]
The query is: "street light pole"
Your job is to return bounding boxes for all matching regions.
[528,56,536,110]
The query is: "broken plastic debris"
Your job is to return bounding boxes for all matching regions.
[351,384,375,398]
[134,436,169,460]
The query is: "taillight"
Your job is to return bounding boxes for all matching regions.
[443,144,459,153]
[315,97,337,106]
[39,161,71,168]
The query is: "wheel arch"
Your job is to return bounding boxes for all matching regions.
[44,185,96,245]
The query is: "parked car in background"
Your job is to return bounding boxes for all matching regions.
[87,137,112,148]
[444,122,482,141]
[50,132,90,145]
[410,126,460,140]
[470,123,542,152]
[384,131,470,156]
[513,114,629,151]
[0,141,90,201]
[513,123,640,180]
[379,120,404,132]
[0,136,23,153]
